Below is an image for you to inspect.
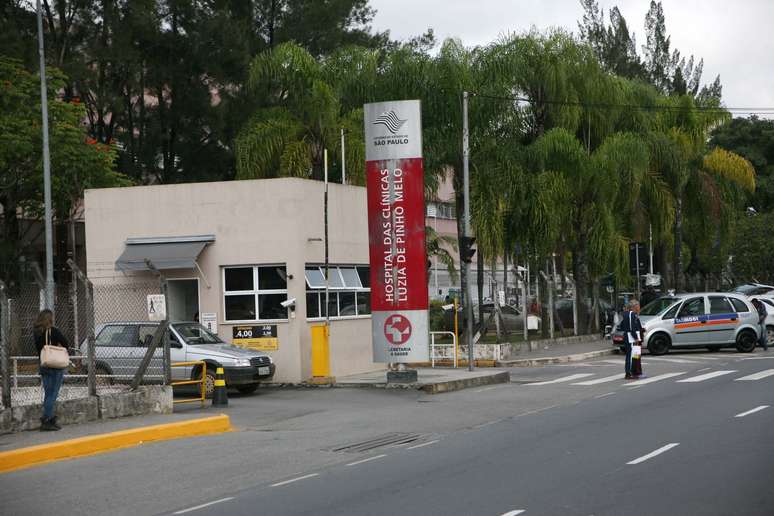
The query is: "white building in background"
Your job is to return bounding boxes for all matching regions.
[85,177,383,384]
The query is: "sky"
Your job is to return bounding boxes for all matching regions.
[367,0,774,117]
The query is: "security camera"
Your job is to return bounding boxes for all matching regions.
[280,298,297,308]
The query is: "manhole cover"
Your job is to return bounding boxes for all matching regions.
[329,432,423,453]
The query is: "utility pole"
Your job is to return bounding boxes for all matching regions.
[324,149,330,328]
[36,0,55,310]
[462,92,474,371]
[340,128,346,185]
[648,224,654,275]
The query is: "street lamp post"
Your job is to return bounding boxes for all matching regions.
[36,0,55,311]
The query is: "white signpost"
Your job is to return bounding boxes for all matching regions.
[147,294,167,321]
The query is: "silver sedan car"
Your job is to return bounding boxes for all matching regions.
[613,293,760,355]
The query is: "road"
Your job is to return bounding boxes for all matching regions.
[2,349,773,515]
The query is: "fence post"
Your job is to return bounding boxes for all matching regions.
[67,260,97,397]
[161,279,172,385]
[131,320,169,391]
[0,281,10,409]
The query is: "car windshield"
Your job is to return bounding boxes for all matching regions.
[172,323,224,345]
[640,297,679,316]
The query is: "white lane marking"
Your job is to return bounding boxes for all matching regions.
[696,367,711,372]
[676,370,737,383]
[500,511,526,516]
[689,356,722,360]
[643,357,699,364]
[595,392,616,399]
[572,373,626,386]
[271,473,319,487]
[346,454,387,467]
[601,359,623,365]
[735,405,770,418]
[627,443,680,465]
[173,498,234,514]
[735,369,774,381]
[475,386,501,393]
[407,440,439,450]
[738,356,774,360]
[627,372,686,387]
[513,404,560,417]
[473,419,502,429]
[525,373,594,386]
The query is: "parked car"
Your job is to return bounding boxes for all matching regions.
[82,321,275,396]
[481,303,540,332]
[611,293,760,355]
[555,298,613,331]
[732,283,774,296]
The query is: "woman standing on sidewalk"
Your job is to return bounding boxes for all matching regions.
[33,310,70,431]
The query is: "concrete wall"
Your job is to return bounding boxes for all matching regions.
[0,386,172,434]
[85,178,384,383]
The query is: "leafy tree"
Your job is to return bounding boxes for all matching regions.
[729,211,774,284]
[710,116,774,212]
[0,57,126,288]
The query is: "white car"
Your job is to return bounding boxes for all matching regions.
[82,321,275,396]
[613,293,760,355]
[754,296,774,343]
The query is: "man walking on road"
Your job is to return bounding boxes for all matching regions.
[751,298,768,351]
[619,300,644,379]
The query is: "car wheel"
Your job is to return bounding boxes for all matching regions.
[648,334,670,356]
[204,368,217,399]
[767,325,774,344]
[735,330,757,353]
[236,384,259,395]
[95,365,113,387]
[706,346,721,352]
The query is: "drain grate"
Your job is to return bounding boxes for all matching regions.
[329,432,423,453]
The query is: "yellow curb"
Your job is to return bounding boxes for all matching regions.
[0,414,232,474]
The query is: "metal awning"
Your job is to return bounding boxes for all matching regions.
[115,235,214,271]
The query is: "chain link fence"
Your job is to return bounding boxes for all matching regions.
[0,268,170,410]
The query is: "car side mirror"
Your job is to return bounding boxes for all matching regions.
[169,339,183,349]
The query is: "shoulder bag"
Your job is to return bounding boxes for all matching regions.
[40,328,70,369]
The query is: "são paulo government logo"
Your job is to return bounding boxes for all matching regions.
[372,110,407,134]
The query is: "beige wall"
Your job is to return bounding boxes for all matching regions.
[85,178,384,383]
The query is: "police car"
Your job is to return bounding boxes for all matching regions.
[612,293,760,355]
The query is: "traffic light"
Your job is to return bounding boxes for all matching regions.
[460,236,476,264]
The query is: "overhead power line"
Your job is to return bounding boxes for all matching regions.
[470,92,774,116]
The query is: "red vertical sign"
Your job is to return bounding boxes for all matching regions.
[364,100,429,362]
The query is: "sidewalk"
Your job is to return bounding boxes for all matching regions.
[496,335,617,367]
[335,368,510,394]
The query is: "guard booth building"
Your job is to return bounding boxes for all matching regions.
[84,178,381,383]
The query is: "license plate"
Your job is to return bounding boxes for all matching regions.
[258,366,270,375]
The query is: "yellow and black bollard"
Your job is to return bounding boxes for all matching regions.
[212,366,228,407]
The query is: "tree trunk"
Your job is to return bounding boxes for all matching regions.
[572,238,590,335]
[673,196,684,292]
[477,253,484,332]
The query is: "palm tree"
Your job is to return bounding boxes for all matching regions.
[235,43,365,184]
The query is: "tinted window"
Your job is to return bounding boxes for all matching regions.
[225,294,255,321]
[356,292,371,315]
[258,266,287,290]
[306,292,320,318]
[678,297,704,318]
[641,297,679,316]
[662,303,681,320]
[138,325,158,347]
[258,293,287,320]
[357,266,370,288]
[339,291,356,316]
[730,298,750,312]
[709,296,734,315]
[225,267,253,292]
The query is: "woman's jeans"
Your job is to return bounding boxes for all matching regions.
[40,366,65,420]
